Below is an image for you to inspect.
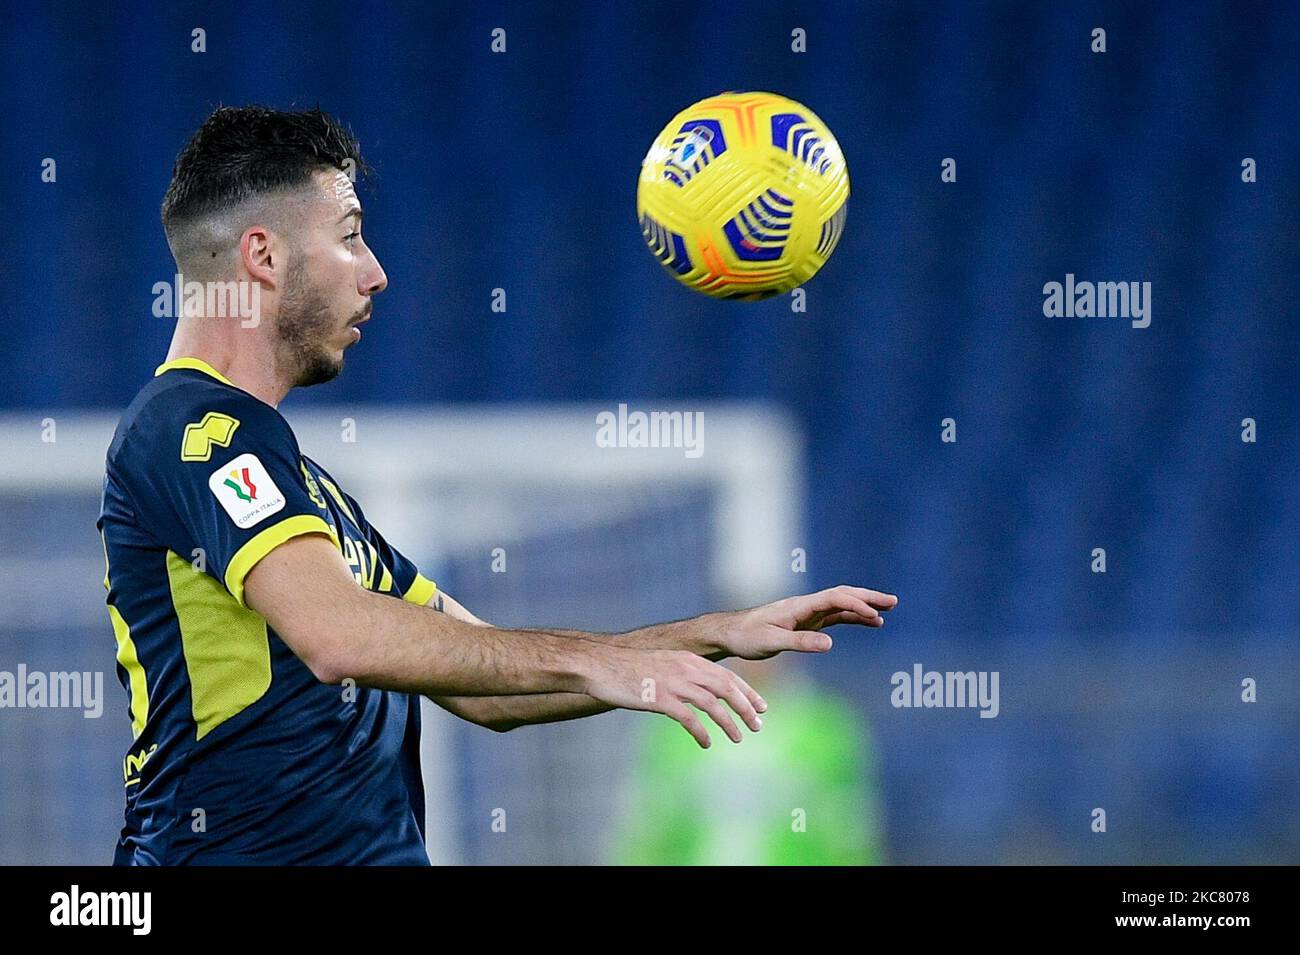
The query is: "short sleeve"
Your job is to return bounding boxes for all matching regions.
[335,487,438,607]
[115,384,334,607]
[381,529,438,607]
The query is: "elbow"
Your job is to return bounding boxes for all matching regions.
[279,602,370,686]
[295,632,357,687]
[437,695,521,733]
[456,699,522,733]
[467,705,521,733]
[304,650,349,687]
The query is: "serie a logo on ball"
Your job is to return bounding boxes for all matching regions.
[637,91,849,301]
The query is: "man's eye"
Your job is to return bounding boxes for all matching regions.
[344,231,360,245]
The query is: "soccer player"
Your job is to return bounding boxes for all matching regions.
[98,105,898,865]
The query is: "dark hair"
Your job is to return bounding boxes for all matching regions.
[161,105,365,235]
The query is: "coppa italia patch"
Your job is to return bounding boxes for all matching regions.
[209,453,286,528]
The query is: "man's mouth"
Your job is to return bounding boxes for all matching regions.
[347,306,371,342]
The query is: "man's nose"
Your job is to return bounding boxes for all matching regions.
[361,252,388,295]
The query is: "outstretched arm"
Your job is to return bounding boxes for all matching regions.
[421,593,617,732]
[429,586,899,733]
[244,534,766,747]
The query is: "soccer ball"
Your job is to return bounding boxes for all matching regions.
[637,91,849,301]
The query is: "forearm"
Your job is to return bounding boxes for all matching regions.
[428,623,696,731]
[543,613,731,661]
[338,596,622,697]
[434,691,614,732]
[432,617,729,731]
[417,592,613,728]
[420,590,730,731]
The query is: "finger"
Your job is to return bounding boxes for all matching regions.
[727,669,768,717]
[682,687,743,743]
[769,626,834,652]
[663,701,711,749]
[759,624,831,652]
[837,592,885,619]
[838,585,899,611]
[704,668,763,731]
[793,591,879,627]
[832,613,883,628]
[820,610,884,627]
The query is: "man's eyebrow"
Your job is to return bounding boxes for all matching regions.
[336,206,363,224]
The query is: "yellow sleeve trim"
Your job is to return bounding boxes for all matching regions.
[403,573,438,606]
[225,514,335,608]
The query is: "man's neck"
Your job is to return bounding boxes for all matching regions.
[164,333,290,407]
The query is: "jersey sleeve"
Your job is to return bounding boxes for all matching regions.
[336,488,438,607]
[115,384,335,607]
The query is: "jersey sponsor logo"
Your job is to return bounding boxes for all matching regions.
[342,533,394,593]
[180,412,240,462]
[208,453,286,528]
[300,461,329,510]
[123,741,158,787]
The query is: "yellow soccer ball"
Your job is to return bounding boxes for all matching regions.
[637,91,849,301]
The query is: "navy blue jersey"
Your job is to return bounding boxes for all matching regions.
[97,357,437,865]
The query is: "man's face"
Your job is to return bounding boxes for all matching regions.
[274,169,388,387]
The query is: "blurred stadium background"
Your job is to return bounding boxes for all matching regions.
[1,0,1298,864]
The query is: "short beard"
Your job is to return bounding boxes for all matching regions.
[276,258,344,388]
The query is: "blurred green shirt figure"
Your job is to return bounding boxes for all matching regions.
[612,664,883,865]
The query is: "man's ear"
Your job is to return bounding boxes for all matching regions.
[241,225,276,288]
